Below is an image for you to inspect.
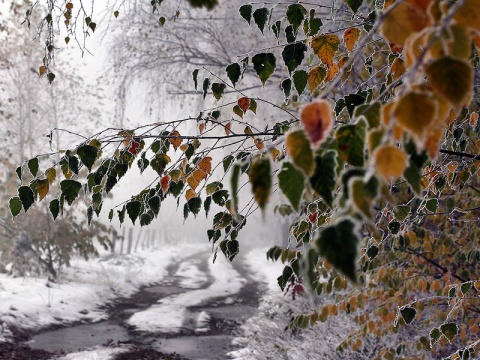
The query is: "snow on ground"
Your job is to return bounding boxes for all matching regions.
[176,259,208,289]
[55,347,125,360]
[128,253,247,333]
[0,242,206,342]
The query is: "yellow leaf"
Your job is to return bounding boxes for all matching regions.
[269,148,281,161]
[37,179,49,201]
[453,0,480,31]
[311,34,340,66]
[374,145,408,181]
[238,97,251,113]
[380,1,429,45]
[197,156,212,175]
[185,188,196,201]
[308,66,327,92]
[405,29,427,67]
[45,168,57,185]
[179,144,189,152]
[254,138,265,150]
[187,169,205,190]
[169,169,182,183]
[343,27,360,52]
[426,56,473,107]
[39,66,46,76]
[325,62,339,83]
[390,57,406,81]
[393,91,437,140]
[300,99,333,148]
[168,130,183,151]
[381,102,404,140]
[225,122,231,136]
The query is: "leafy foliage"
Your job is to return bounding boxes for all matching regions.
[11,0,480,358]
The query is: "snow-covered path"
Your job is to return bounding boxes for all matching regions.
[0,244,281,359]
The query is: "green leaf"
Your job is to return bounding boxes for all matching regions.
[15,166,22,180]
[285,25,295,43]
[193,69,199,90]
[204,196,212,217]
[400,307,417,324]
[187,197,202,217]
[118,206,126,225]
[92,192,102,216]
[202,78,210,99]
[461,282,472,295]
[148,196,161,216]
[278,162,305,212]
[67,155,80,175]
[150,154,171,176]
[48,198,60,220]
[282,42,308,74]
[226,63,241,87]
[344,93,366,117]
[388,221,401,234]
[440,322,458,342]
[126,200,142,224]
[233,105,243,118]
[252,53,276,86]
[272,20,281,40]
[394,205,410,221]
[249,157,271,211]
[429,327,442,346]
[28,158,39,177]
[169,180,184,198]
[211,83,226,100]
[310,150,337,207]
[425,199,438,213]
[249,99,257,113]
[140,213,153,226]
[206,181,223,195]
[239,4,252,24]
[88,22,96,32]
[281,79,292,100]
[223,155,234,172]
[366,245,379,259]
[286,130,315,177]
[350,176,378,220]
[293,70,308,95]
[231,163,241,214]
[77,145,98,171]
[60,179,82,205]
[315,218,359,282]
[286,4,307,32]
[253,7,269,34]
[345,0,363,13]
[353,102,381,128]
[335,118,367,166]
[18,185,35,212]
[304,9,322,36]
[404,164,422,196]
[9,197,22,217]
[105,175,117,194]
[212,190,229,206]
[87,206,93,225]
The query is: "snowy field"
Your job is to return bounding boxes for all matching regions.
[0,242,286,359]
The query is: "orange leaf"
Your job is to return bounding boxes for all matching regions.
[254,138,265,150]
[469,112,479,128]
[197,156,212,175]
[185,189,196,201]
[343,27,360,52]
[199,123,205,134]
[390,58,406,81]
[393,91,437,140]
[300,99,333,148]
[168,130,183,151]
[380,1,429,45]
[225,122,231,135]
[325,62,339,83]
[389,42,404,54]
[311,34,340,66]
[39,66,46,76]
[453,0,480,31]
[238,97,251,113]
[187,169,206,190]
[374,145,408,181]
[160,175,170,193]
[179,144,189,152]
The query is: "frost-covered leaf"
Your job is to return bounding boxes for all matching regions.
[293,70,308,95]
[286,4,307,32]
[60,179,82,205]
[226,63,241,87]
[286,130,315,177]
[380,1,428,45]
[300,99,333,147]
[253,7,269,34]
[282,42,308,74]
[239,4,252,24]
[9,197,22,218]
[426,56,473,108]
[345,0,363,13]
[335,118,367,166]
[249,157,271,211]
[311,34,340,66]
[374,145,407,181]
[440,322,458,342]
[211,83,226,100]
[77,144,98,171]
[308,66,327,93]
[27,157,39,177]
[310,150,337,207]
[316,218,359,282]
[400,307,417,324]
[252,53,276,85]
[278,162,305,212]
[126,200,142,224]
[343,27,360,51]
